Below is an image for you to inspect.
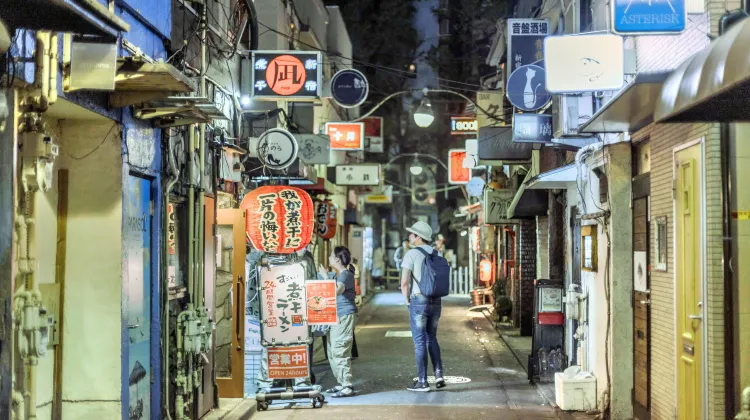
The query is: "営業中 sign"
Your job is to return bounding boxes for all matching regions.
[267,345,309,379]
[448,150,470,185]
[326,122,365,151]
[450,116,478,135]
[335,164,381,186]
[257,128,299,170]
[260,263,309,344]
[506,64,551,111]
[613,0,685,35]
[251,51,322,100]
[507,19,550,76]
[305,280,338,325]
[331,69,369,108]
[512,113,553,143]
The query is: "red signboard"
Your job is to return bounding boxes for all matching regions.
[362,117,383,138]
[167,204,176,255]
[326,122,364,150]
[448,149,471,184]
[316,200,337,240]
[305,280,338,325]
[266,55,307,96]
[241,186,314,254]
[267,345,310,379]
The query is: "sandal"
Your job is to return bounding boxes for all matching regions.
[330,386,354,398]
[325,385,342,393]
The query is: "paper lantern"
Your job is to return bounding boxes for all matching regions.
[316,200,337,240]
[241,186,314,254]
[479,259,493,284]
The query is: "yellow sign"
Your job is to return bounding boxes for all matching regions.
[365,195,390,203]
[733,211,750,220]
[477,90,504,128]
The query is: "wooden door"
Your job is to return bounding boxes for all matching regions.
[215,208,246,397]
[632,174,651,420]
[675,144,704,420]
[196,197,217,416]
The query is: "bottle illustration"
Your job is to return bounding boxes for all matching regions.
[524,67,537,108]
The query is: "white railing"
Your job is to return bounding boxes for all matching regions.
[450,267,470,295]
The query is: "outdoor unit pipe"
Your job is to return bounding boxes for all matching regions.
[33,31,49,112]
[162,134,180,420]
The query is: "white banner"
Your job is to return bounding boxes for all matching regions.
[259,263,309,344]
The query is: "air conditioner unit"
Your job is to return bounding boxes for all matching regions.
[552,94,595,138]
[411,166,437,207]
[248,158,317,185]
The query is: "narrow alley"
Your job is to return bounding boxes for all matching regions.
[251,292,583,420]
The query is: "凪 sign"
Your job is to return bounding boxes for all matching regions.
[335,164,381,186]
[295,134,330,165]
[507,19,550,76]
[260,263,309,344]
[305,280,338,325]
[613,0,686,34]
[267,346,309,379]
[251,51,322,100]
[326,122,365,151]
[448,149,470,185]
[450,117,478,135]
[512,113,553,143]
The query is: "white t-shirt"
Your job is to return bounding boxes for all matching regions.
[401,245,435,295]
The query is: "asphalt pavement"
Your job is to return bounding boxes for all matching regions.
[249,291,583,420]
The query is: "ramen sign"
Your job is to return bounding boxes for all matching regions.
[241,186,314,254]
[316,200,337,240]
[251,51,322,100]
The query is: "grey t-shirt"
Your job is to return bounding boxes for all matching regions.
[401,245,435,295]
[336,269,358,316]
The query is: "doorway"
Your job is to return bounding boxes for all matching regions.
[674,141,705,420]
[196,196,217,416]
[632,173,651,420]
[215,208,246,397]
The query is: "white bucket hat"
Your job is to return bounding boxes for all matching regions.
[406,221,433,242]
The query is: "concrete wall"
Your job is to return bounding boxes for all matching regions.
[55,119,124,418]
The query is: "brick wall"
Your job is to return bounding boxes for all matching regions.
[520,219,537,336]
[537,216,549,279]
[549,192,565,279]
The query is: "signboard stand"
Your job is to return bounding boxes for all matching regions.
[255,262,325,411]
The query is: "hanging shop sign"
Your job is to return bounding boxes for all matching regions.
[470,226,481,253]
[448,149,471,185]
[305,280,338,325]
[506,64,551,111]
[335,164,381,186]
[257,128,299,170]
[363,185,393,204]
[326,122,365,150]
[267,345,310,379]
[507,19,550,76]
[331,69,369,108]
[363,117,384,153]
[466,177,486,197]
[260,263,309,344]
[483,189,516,225]
[479,259,493,283]
[478,126,533,162]
[316,201,338,240]
[251,51,322,100]
[512,113,553,143]
[477,90,504,128]
[241,186,314,254]
[544,34,624,93]
[450,116,478,135]
[295,134,330,165]
[167,204,176,255]
[612,0,685,35]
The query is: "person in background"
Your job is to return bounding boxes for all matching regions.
[394,240,410,272]
[318,246,358,397]
[372,247,386,289]
[400,221,445,392]
[434,234,456,267]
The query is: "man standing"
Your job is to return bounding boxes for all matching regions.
[400,221,445,392]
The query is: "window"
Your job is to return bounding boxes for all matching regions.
[581,225,597,271]
[655,216,667,271]
[439,19,450,37]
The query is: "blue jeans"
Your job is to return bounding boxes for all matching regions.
[409,295,443,383]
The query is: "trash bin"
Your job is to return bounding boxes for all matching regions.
[554,368,597,411]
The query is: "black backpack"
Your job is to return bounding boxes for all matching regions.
[410,247,451,298]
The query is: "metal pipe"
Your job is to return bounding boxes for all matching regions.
[197,2,207,309]
[187,128,195,308]
[162,135,179,420]
[33,31,49,111]
[48,34,58,105]
[721,121,735,418]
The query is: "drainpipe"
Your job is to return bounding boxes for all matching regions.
[162,134,179,420]
[32,31,49,112]
[47,34,58,106]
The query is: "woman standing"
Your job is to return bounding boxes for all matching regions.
[318,246,358,398]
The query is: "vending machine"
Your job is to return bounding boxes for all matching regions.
[528,278,565,383]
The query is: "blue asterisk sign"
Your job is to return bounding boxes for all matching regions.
[613,0,686,34]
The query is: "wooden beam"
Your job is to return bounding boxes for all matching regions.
[52,169,68,420]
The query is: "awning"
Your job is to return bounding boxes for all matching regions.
[0,0,129,39]
[506,169,549,219]
[525,164,577,190]
[580,72,669,133]
[655,16,750,122]
[110,58,196,107]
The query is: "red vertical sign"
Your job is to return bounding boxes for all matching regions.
[448,149,470,184]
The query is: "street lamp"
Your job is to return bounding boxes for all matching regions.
[409,157,423,175]
[413,95,434,128]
